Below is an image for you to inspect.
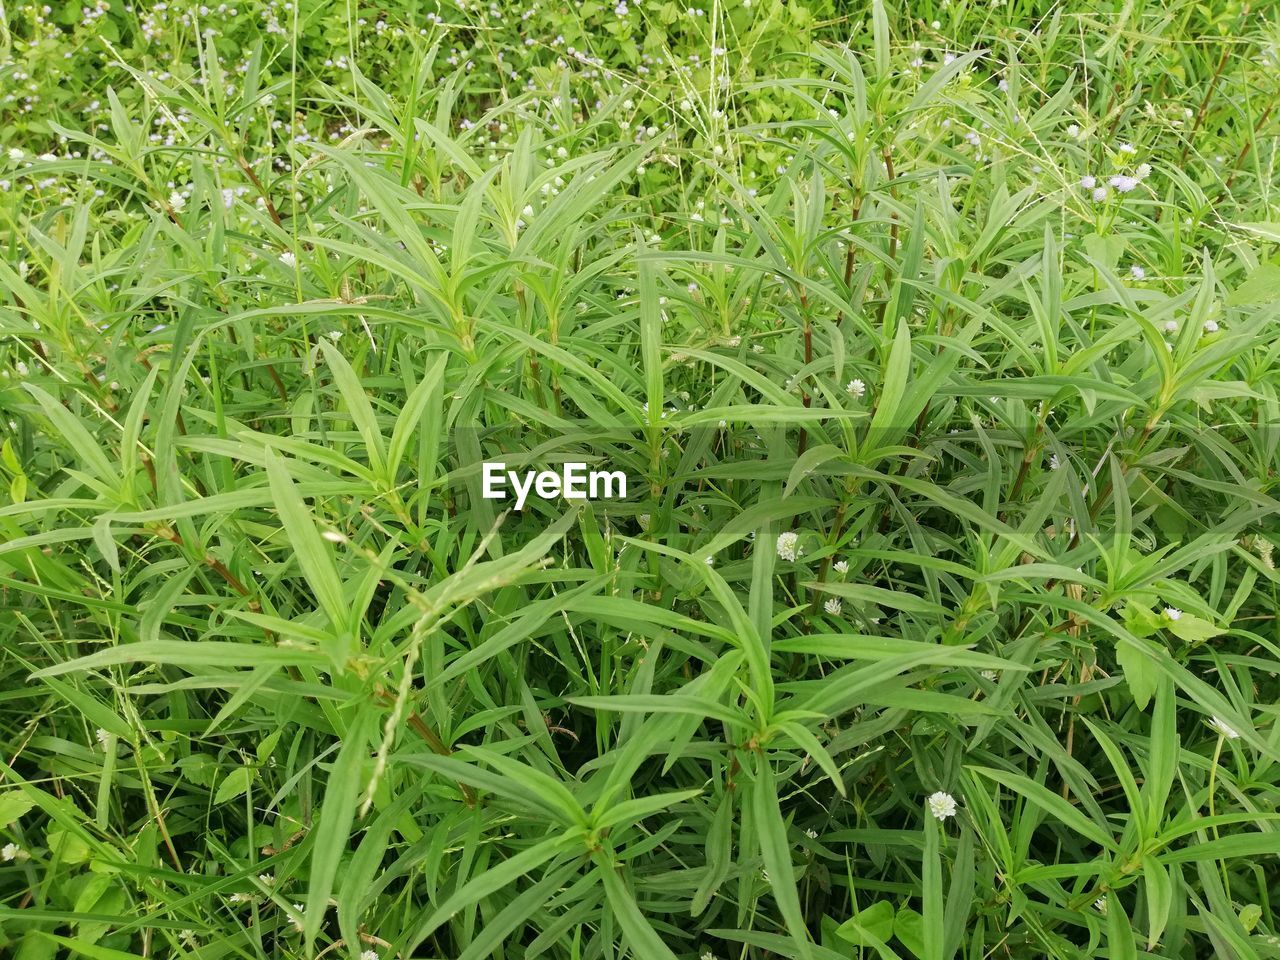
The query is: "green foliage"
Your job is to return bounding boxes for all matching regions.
[2,1,1280,959]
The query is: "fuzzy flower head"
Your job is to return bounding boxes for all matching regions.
[776,531,801,562]
[1163,607,1182,621]
[360,952,380,960]
[1208,716,1240,740]
[823,597,842,616]
[927,791,958,821]
[833,560,849,575]
[846,378,866,398]
[2,842,22,861]
[279,251,297,268]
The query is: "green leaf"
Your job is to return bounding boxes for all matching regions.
[835,900,895,946]
[213,766,253,805]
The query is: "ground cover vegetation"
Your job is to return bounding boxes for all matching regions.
[2,0,1280,958]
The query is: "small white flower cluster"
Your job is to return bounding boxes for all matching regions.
[2,842,26,861]
[1081,158,1151,202]
[927,790,958,821]
[776,531,801,562]
[1208,716,1241,740]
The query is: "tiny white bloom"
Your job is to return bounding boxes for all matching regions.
[1066,123,1080,138]
[327,329,342,341]
[1164,321,1178,334]
[1135,162,1152,180]
[1079,175,1096,189]
[1117,142,1136,154]
[14,360,28,376]
[258,873,274,886]
[823,597,842,616]
[1203,319,1219,333]
[704,555,714,566]
[1130,265,1145,280]
[1094,897,1108,914]
[846,378,866,397]
[980,669,998,681]
[776,531,800,562]
[927,791,957,821]
[833,560,849,574]
[168,190,186,211]
[804,828,818,839]
[1,842,21,861]
[1110,174,1138,193]
[1164,607,1182,621]
[360,951,379,960]
[1048,454,1060,471]
[1092,186,1109,202]
[290,904,305,932]
[279,251,297,267]
[95,728,111,746]
[1209,716,1240,740]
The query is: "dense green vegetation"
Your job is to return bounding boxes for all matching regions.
[2,1,1280,958]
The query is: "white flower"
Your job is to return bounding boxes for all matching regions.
[360,952,379,960]
[2,842,21,861]
[1163,321,1178,334]
[804,828,818,839]
[8,148,23,160]
[326,330,342,341]
[279,251,297,267]
[833,560,849,574]
[1204,319,1219,333]
[1092,186,1109,202]
[95,728,111,746]
[776,531,800,562]
[168,190,186,211]
[823,597,842,616]
[701,953,716,960]
[1109,174,1139,193]
[927,791,957,821]
[1066,123,1080,138]
[258,873,274,886]
[1135,162,1152,180]
[1079,175,1096,189]
[1094,897,1108,914]
[1048,454,1060,471]
[846,378,866,398]
[1130,265,1145,280]
[14,360,28,376]
[1117,142,1136,155]
[1209,716,1240,740]
[637,513,651,531]
[290,904,305,932]
[1163,607,1182,621]
[980,670,998,681]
